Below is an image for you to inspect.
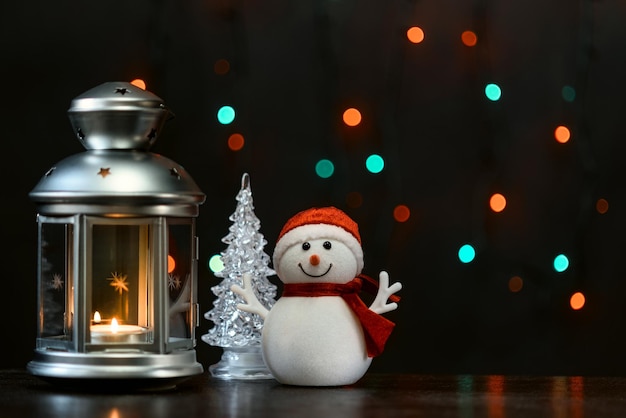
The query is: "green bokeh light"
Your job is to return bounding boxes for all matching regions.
[553,254,569,272]
[562,85,576,102]
[458,244,476,263]
[208,254,224,273]
[217,105,236,125]
[366,154,385,174]
[315,159,335,178]
[485,83,502,101]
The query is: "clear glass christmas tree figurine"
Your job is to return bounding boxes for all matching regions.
[202,173,277,379]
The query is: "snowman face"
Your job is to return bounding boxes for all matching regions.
[277,238,359,284]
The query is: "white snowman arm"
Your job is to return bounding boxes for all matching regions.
[369,271,402,315]
[230,273,269,319]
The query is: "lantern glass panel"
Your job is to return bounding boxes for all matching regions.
[167,221,195,346]
[89,223,153,345]
[37,219,74,350]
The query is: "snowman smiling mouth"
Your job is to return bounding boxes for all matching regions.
[299,263,333,278]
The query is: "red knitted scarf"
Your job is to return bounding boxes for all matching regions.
[282,275,400,357]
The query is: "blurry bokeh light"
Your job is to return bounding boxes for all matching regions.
[214,58,230,75]
[208,254,224,273]
[228,133,245,151]
[461,30,477,47]
[407,26,425,44]
[508,276,523,292]
[489,193,507,213]
[217,105,236,124]
[596,198,609,214]
[365,154,385,173]
[485,83,502,101]
[343,108,362,126]
[570,292,585,310]
[346,191,363,208]
[553,254,570,272]
[458,244,476,263]
[554,125,571,143]
[130,79,146,90]
[393,205,411,222]
[315,159,335,178]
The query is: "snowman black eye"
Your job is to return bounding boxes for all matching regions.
[323,241,332,250]
[302,242,311,251]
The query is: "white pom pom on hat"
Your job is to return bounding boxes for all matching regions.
[272,206,364,275]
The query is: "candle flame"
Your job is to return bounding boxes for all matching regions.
[111,318,119,333]
[93,311,102,323]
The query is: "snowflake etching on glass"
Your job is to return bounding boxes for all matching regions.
[107,272,129,295]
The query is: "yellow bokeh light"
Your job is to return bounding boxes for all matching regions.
[489,193,506,213]
[407,26,425,44]
[343,108,362,127]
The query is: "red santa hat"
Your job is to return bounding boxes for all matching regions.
[273,206,364,274]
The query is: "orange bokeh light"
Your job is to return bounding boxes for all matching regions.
[554,125,571,143]
[596,198,609,214]
[167,255,176,273]
[393,205,411,222]
[228,133,245,151]
[130,79,146,90]
[343,108,362,127]
[489,193,506,212]
[346,191,363,208]
[407,26,425,44]
[570,292,585,310]
[508,276,523,292]
[214,58,230,75]
[461,30,477,47]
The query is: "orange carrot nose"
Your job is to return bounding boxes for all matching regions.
[310,254,320,266]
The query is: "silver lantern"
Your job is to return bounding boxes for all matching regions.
[27,82,206,391]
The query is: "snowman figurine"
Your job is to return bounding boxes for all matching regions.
[231,206,402,386]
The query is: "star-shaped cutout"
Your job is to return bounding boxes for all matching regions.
[147,128,157,140]
[115,88,130,95]
[77,128,85,139]
[98,167,111,178]
[170,167,181,179]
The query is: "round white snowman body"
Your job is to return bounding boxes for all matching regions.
[262,237,372,386]
[232,207,401,386]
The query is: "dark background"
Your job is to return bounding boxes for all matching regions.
[3,0,626,376]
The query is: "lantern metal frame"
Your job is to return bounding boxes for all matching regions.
[27,82,206,391]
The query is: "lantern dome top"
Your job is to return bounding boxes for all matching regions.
[68,81,172,150]
[30,82,205,217]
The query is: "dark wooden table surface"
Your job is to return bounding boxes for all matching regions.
[2,368,626,417]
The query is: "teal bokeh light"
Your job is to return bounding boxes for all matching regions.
[562,85,576,102]
[458,244,476,263]
[553,254,569,272]
[217,105,236,124]
[366,154,385,173]
[315,159,335,178]
[485,83,502,101]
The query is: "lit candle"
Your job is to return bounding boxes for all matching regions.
[90,311,150,344]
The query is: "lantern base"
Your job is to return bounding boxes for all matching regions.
[209,346,274,380]
[27,348,204,391]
